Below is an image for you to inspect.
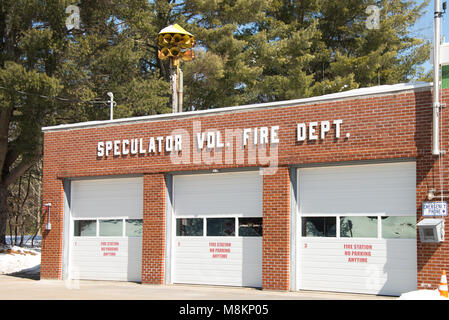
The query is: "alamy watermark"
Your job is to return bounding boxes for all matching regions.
[64,266,80,290]
[96,120,280,175]
[365,5,380,30]
[65,5,80,30]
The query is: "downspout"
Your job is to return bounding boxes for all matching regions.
[433,0,442,155]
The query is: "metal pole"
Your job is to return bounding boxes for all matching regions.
[171,67,178,113]
[45,203,52,230]
[108,92,114,121]
[178,68,183,113]
[433,0,441,155]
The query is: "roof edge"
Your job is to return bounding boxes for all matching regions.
[42,82,432,132]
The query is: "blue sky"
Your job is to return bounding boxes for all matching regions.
[413,0,449,72]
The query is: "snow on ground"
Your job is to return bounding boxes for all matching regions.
[398,289,449,300]
[0,236,41,276]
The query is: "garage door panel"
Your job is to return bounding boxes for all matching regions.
[301,271,416,294]
[298,162,417,296]
[300,258,417,269]
[69,178,143,282]
[301,273,390,284]
[299,162,416,216]
[300,265,416,278]
[70,260,130,267]
[71,177,143,219]
[174,171,262,217]
[175,259,262,268]
[173,172,262,287]
[175,257,247,265]
[301,279,386,295]
[76,272,129,281]
[175,266,255,275]
[175,277,242,286]
[300,239,416,292]
[301,242,416,258]
[174,236,262,287]
[70,237,142,282]
[377,278,417,296]
[175,270,261,287]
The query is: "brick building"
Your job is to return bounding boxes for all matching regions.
[40,82,449,296]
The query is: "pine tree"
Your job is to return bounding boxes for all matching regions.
[0,0,65,244]
[0,0,432,244]
[0,0,171,244]
[179,0,430,106]
[58,0,171,121]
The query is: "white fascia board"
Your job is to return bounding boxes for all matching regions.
[42,82,431,133]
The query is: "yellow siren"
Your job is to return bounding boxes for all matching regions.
[158,24,195,62]
[158,48,195,62]
[158,33,172,47]
[181,49,194,62]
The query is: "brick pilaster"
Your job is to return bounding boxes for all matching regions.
[262,167,290,290]
[141,173,166,284]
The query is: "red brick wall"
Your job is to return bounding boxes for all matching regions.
[141,174,166,284]
[416,89,449,289]
[40,135,65,279]
[262,167,290,290]
[40,86,449,292]
[43,89,427,181]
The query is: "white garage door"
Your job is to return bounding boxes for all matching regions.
[69,177,143,282]
[172,171,263,287]
[297,162,417,296]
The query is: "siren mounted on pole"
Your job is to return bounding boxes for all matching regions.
[158,24,195,113]
[158,24,195,65]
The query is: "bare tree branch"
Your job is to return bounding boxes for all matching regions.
[3,159,36,187]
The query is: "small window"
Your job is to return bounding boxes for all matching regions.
[238,218,262,237]
[74,220,96,237]
[302,217,336,237]
[126,219,143,237]
[381,216,416,239]
[340,216,377,238]
[176,218,203,236]
[207,218,235,236]
[99,219,123,237]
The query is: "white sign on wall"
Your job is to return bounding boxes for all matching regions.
[422,201,448,217]
[96,119,346,157]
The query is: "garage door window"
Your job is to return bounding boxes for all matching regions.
[99,219,123,237]
[381,216,416,239]
[207,218,235,236]
[176,218,203,236]
[302,217,336,237]
[126,219,143,237]
[340,216,378,238]
[74,220,96,237]
[301,216,416,239]
[238,218,262,236]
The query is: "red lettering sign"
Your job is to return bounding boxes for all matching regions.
[209,242,231,259]
[100,241,119,256]
[344,243,373,263]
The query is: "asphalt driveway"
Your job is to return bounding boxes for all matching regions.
[0,274,395,300]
